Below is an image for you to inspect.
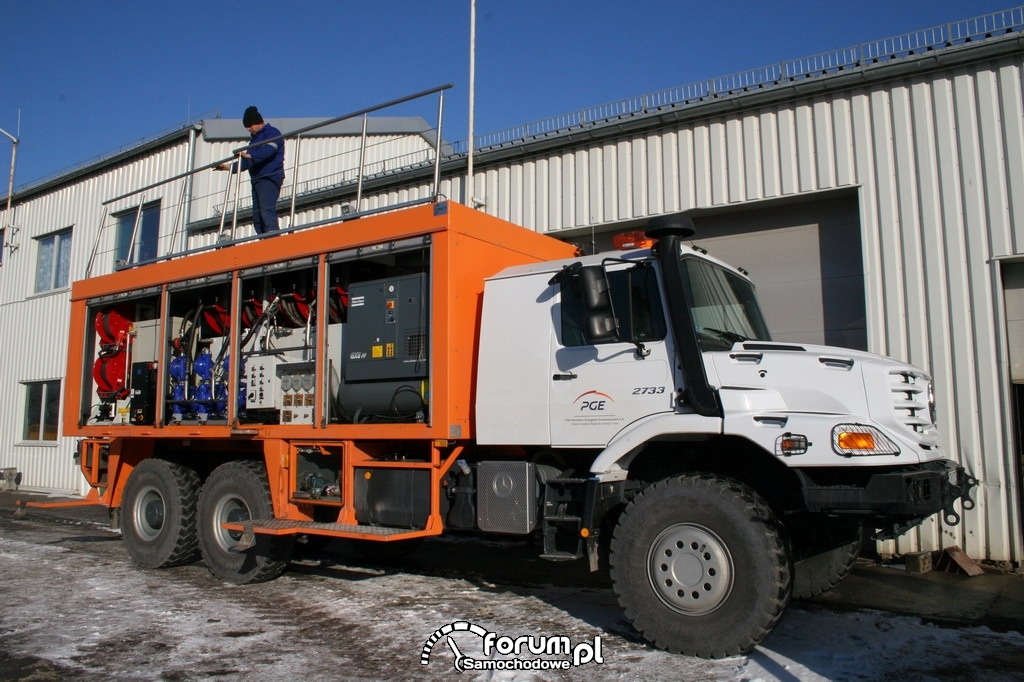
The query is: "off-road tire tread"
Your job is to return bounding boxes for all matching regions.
[609,473,790,658]
[791,537,860,600]
[164,463,201,566]
[121,459,200,569]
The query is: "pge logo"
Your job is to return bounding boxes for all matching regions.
[573,389,614,412]
[421,621,604,672]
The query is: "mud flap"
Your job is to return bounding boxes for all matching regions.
[230,522,257,553]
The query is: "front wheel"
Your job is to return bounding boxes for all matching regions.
[609,474,790,658]
[197,460,292,584]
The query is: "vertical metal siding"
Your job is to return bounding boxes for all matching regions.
[0,140,194,494]
[461,53,1024,563]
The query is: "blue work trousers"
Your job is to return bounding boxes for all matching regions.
[251,177,283,235]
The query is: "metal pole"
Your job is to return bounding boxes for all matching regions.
[169,180,188,254]
[183,126,197,231]
[0,127,18,230]
[467,0,476,207]
[288,134,302,229]
[356,115,368,208]
[126,198,145,265]
[216,169,234,241]
[432,90,444,198]
[231,162,242,241]
[85,206,109,277]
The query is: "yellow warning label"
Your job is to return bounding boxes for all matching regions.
[372,345,383,358]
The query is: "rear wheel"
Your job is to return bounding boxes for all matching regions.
[610,474,790,658]
[120,459,200,568]
[197,460,292,584]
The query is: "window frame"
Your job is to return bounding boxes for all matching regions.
[680,255,772,351]
[21,378,62,443]
[34,227,74,293]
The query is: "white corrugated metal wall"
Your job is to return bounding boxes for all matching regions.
[459,51,1024,564]
[0,142,192,493]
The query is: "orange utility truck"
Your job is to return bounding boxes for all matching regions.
[63,200,975,657]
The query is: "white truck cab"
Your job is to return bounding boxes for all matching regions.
[475,212,975,658]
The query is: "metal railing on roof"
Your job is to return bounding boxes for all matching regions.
[85,85,452,276]
[453,5,1024,154]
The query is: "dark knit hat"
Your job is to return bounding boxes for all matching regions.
[242,106,263,127]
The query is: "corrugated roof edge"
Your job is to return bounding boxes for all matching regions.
[10,122,203,201]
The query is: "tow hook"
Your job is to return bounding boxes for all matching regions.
[943,466,979,526]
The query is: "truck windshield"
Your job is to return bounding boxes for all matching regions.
[681,256,771,350]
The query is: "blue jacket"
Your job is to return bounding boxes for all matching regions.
[237,123,285,183]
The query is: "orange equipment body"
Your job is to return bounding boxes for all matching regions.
[63,201,576,542]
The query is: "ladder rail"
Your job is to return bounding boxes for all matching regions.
[84,205,109,278]
[123,197,145,266]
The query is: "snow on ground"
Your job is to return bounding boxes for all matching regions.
[1,515,1022,681]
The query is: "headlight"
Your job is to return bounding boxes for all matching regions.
[832,424,900,456]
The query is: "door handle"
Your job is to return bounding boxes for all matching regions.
[552,372,578,381]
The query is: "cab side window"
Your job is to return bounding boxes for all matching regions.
[559,266,666,347]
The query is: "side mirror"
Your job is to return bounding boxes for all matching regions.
[586,312,618,341]
[579,266,611,311]
[579,266,619,342]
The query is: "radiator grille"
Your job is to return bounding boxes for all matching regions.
[889,369,934,434]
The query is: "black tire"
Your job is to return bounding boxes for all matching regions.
[791,536,861,600]
[120,459,200,569]
[197,460,293,584]
[609,474,790,658]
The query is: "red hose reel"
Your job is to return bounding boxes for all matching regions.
[93,308,134,400]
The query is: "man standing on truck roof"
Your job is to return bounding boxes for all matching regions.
[216,106,285,235]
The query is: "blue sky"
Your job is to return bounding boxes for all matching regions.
[0,0,1015,189]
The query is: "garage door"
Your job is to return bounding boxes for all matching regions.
[689,195,866,351]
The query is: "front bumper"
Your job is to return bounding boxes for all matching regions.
[798,460,978,540]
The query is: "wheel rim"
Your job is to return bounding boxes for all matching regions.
[211,493,251,552]
[133,485,165,542]
[647,523,734,616]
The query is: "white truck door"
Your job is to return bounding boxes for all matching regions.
[548,263,675,447]
[549,341,674,447]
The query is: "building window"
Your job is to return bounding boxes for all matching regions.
[35,228,73,293]
[22,379,61,441]
[115,201,161,265]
